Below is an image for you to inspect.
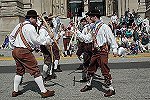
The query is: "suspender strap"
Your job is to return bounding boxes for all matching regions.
[93,23,103,47]
[14,23,33,51]
[19,23,33,51]
[95,23,103,34]
[14,25,21,38]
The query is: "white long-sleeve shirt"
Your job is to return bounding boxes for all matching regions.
[9,21,51,50]
[39,26,53,45]
[77,24,93,43]
[95,22,118,54]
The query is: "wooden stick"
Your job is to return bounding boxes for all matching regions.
[40,15,59,48]
[67,33,74,50]
[67,15,79,51]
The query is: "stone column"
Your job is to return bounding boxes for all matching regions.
[137,0,146,18]
[106,0,113,16]
[118,0,122,17]
[84,0,88,13]
[52,0,67,18]
[0,0,24,45]
[43,0,52,15]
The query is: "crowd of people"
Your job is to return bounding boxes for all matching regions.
[109,9,149,57]
[1,8,149,98]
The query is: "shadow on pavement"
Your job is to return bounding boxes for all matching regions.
[21,81,41,94]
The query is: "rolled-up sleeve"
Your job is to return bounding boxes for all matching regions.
[104,25,118,54]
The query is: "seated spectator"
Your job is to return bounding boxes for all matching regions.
[122,34,129,48]
[1,35,9,49]
[142,16,149,34]
[118,43,127,57]
[128,42,138,55]
[141,34,150,51]
[125,26,133,38]
[120,25,127,36]
[133,26,139,42]
[116,35,122,46]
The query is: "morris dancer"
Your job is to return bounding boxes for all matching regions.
[38,16,57,81]
[80,10,118,97]
[9,10,55,98]
[76,17,93,82]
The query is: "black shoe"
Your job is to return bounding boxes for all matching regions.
[104,89,115,97]
[44,74,57,81]
[63,52,67,57]
[80,85,92,92]
[12,91,23,97]
[54,68,62,72]
[79,78,88,83]
[54,65,62,72]
[51,73,57,79]
[44,74,52,81]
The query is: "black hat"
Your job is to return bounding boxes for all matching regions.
[85,9,101,16]
[25,10,38,17]
[85,11,90,15]
[44,16,49,21]
[80,17,87,22]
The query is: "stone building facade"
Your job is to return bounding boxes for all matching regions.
[0,0,147,45]
[145,0,150,17]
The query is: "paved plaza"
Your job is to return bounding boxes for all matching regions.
[0,49,150,100]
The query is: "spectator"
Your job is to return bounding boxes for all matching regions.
[129,42,138,55]
[141,34,149,51]
[133,26,139,42]
[111,12,118,36]
[136,15,143,30]
[125,26,133,38]
[2,35,9,49]
[142,16,150,34]
[118,43,127,57]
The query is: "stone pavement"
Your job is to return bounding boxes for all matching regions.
[0,66,150,100]
[0,49,150,100]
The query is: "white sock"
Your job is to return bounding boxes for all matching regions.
[69,50,72,54]
[49,65,53,75]
[34,76,47,93]
[13,75,22,92]
[54,60,58,69]
[108,85,114,91]
[86,76,93,86]
[64,51,67,55]
[43,64,48,78]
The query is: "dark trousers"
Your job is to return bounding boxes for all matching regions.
[87,45,112,80]
[12,47,41,78]
[76,41,85,57]
[40,45,52,66]
[52,42,60,60]
[83,43,93,68]
[63,38,71,51]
